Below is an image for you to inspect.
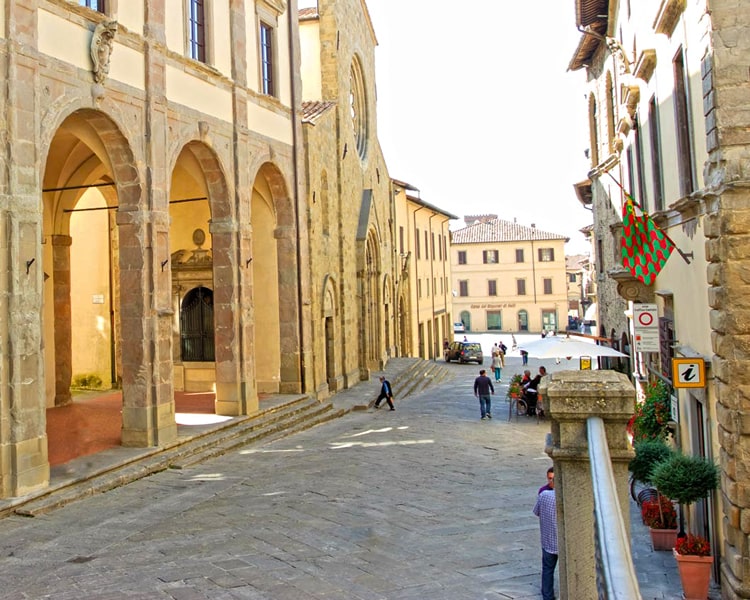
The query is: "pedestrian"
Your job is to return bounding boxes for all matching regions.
[491,350,504,382]
[533,473,558,600]
[443,338,450,360]
[520,349,529,365]
[463,335,468,342]
[473,369,494,420]
[374,376,395,410]
[511,334,518,351]
[538,466,554,495]
[523,366,547,416]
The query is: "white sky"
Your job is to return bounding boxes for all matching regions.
[299,1,593,254]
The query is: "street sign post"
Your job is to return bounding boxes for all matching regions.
[633,303,659,352]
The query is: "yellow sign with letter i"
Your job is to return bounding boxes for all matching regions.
[672,358,705,388]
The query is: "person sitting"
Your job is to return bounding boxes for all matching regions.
[523,366,547,416]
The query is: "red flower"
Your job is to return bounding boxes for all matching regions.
[641,496,677,529]
[675,534,711,557]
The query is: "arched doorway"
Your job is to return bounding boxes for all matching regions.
[251,163,299,394]
[180,286,215,362]
[460,310,471,332]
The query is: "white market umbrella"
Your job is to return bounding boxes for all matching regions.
[519,335,628,359]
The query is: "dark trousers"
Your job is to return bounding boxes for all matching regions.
[375,393,394,409]
[541,549,558,600]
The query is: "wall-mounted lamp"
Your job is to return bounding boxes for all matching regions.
[342,143,348,159]
[161,259,169,271]
[246,258,253,268]
[26,258,35,274]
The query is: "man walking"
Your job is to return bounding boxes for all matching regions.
[374,376,395,410]
[473,369,494,420]
[533,473,558,600]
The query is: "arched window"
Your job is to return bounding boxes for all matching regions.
[588,94,600,166]
[180,286,215,362]
[350,57,369,160]
[606,72,616,153]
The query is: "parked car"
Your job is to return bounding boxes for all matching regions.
[445,341,483,364]
[453,322,466,333]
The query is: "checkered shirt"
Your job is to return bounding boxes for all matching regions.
[533,489,558,555]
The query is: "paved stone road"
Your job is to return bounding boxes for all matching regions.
[0,361,713,599]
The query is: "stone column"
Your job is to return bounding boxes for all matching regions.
[540,369,635,600]
[51,235,73,406]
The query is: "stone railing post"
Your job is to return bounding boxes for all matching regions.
[540,370,636,599]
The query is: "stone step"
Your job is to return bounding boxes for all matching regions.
[11,396,341,518]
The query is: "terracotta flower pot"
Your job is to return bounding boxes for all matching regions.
[673,550,713,600]
[649,527,677,551]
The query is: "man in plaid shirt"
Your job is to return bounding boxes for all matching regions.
[533,479,558,600]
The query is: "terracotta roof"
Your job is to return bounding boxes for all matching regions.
[299,7,318,21]
[566,254,588,269]
[301,100,336,124]
[451,218,569,245]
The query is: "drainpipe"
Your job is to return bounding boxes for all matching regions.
[428,212,437,360]
[412,205,426,357]
[288,2,305,392]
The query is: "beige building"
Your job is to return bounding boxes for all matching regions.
[0,0,409,499]
[392,180,457,360]
[451,217,569,334]
[570,0,750,596]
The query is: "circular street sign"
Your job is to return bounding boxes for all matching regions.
[637,312,654,327]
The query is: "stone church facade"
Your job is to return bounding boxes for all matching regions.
[0,0,420,500]
[570,0,750,596]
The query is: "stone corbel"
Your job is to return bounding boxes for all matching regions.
[609,267,654,303]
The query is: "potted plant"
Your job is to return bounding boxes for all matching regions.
[628,380,672,441]
[651,453,720,600]
[507,373,523,399]
[640,495,678,550]
[629,438,674,507]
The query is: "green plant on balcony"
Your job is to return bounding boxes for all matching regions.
[629,380,671,441]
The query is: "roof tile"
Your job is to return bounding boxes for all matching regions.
[451,218,569,244]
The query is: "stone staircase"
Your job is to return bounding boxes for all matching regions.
[1,358,452,519]
[6,396,344,519]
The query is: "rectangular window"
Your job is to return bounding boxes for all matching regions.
[543,278,553,294]
[538,248,555,262]
[188,0,207,63]
[424,231,429,260]
[431,233,435,260]
[399,226,404,255]
[457,250,467,265]
[487,311,502,331]
[415,228,421,259]
[515,248,524,263]
[459,280,469,297]
[418,279,422,298]
[673,48,695,197]
[79,0,105,11]
[648,95,664,211]
[517,279,526,296]
[569,273,577,283]
[488,280,497,296]
[483,250,499,264]
[260,22,277,96]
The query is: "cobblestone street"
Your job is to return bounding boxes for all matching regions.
[0,360,703,599]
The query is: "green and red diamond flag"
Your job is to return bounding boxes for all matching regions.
[621,196,675,285]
